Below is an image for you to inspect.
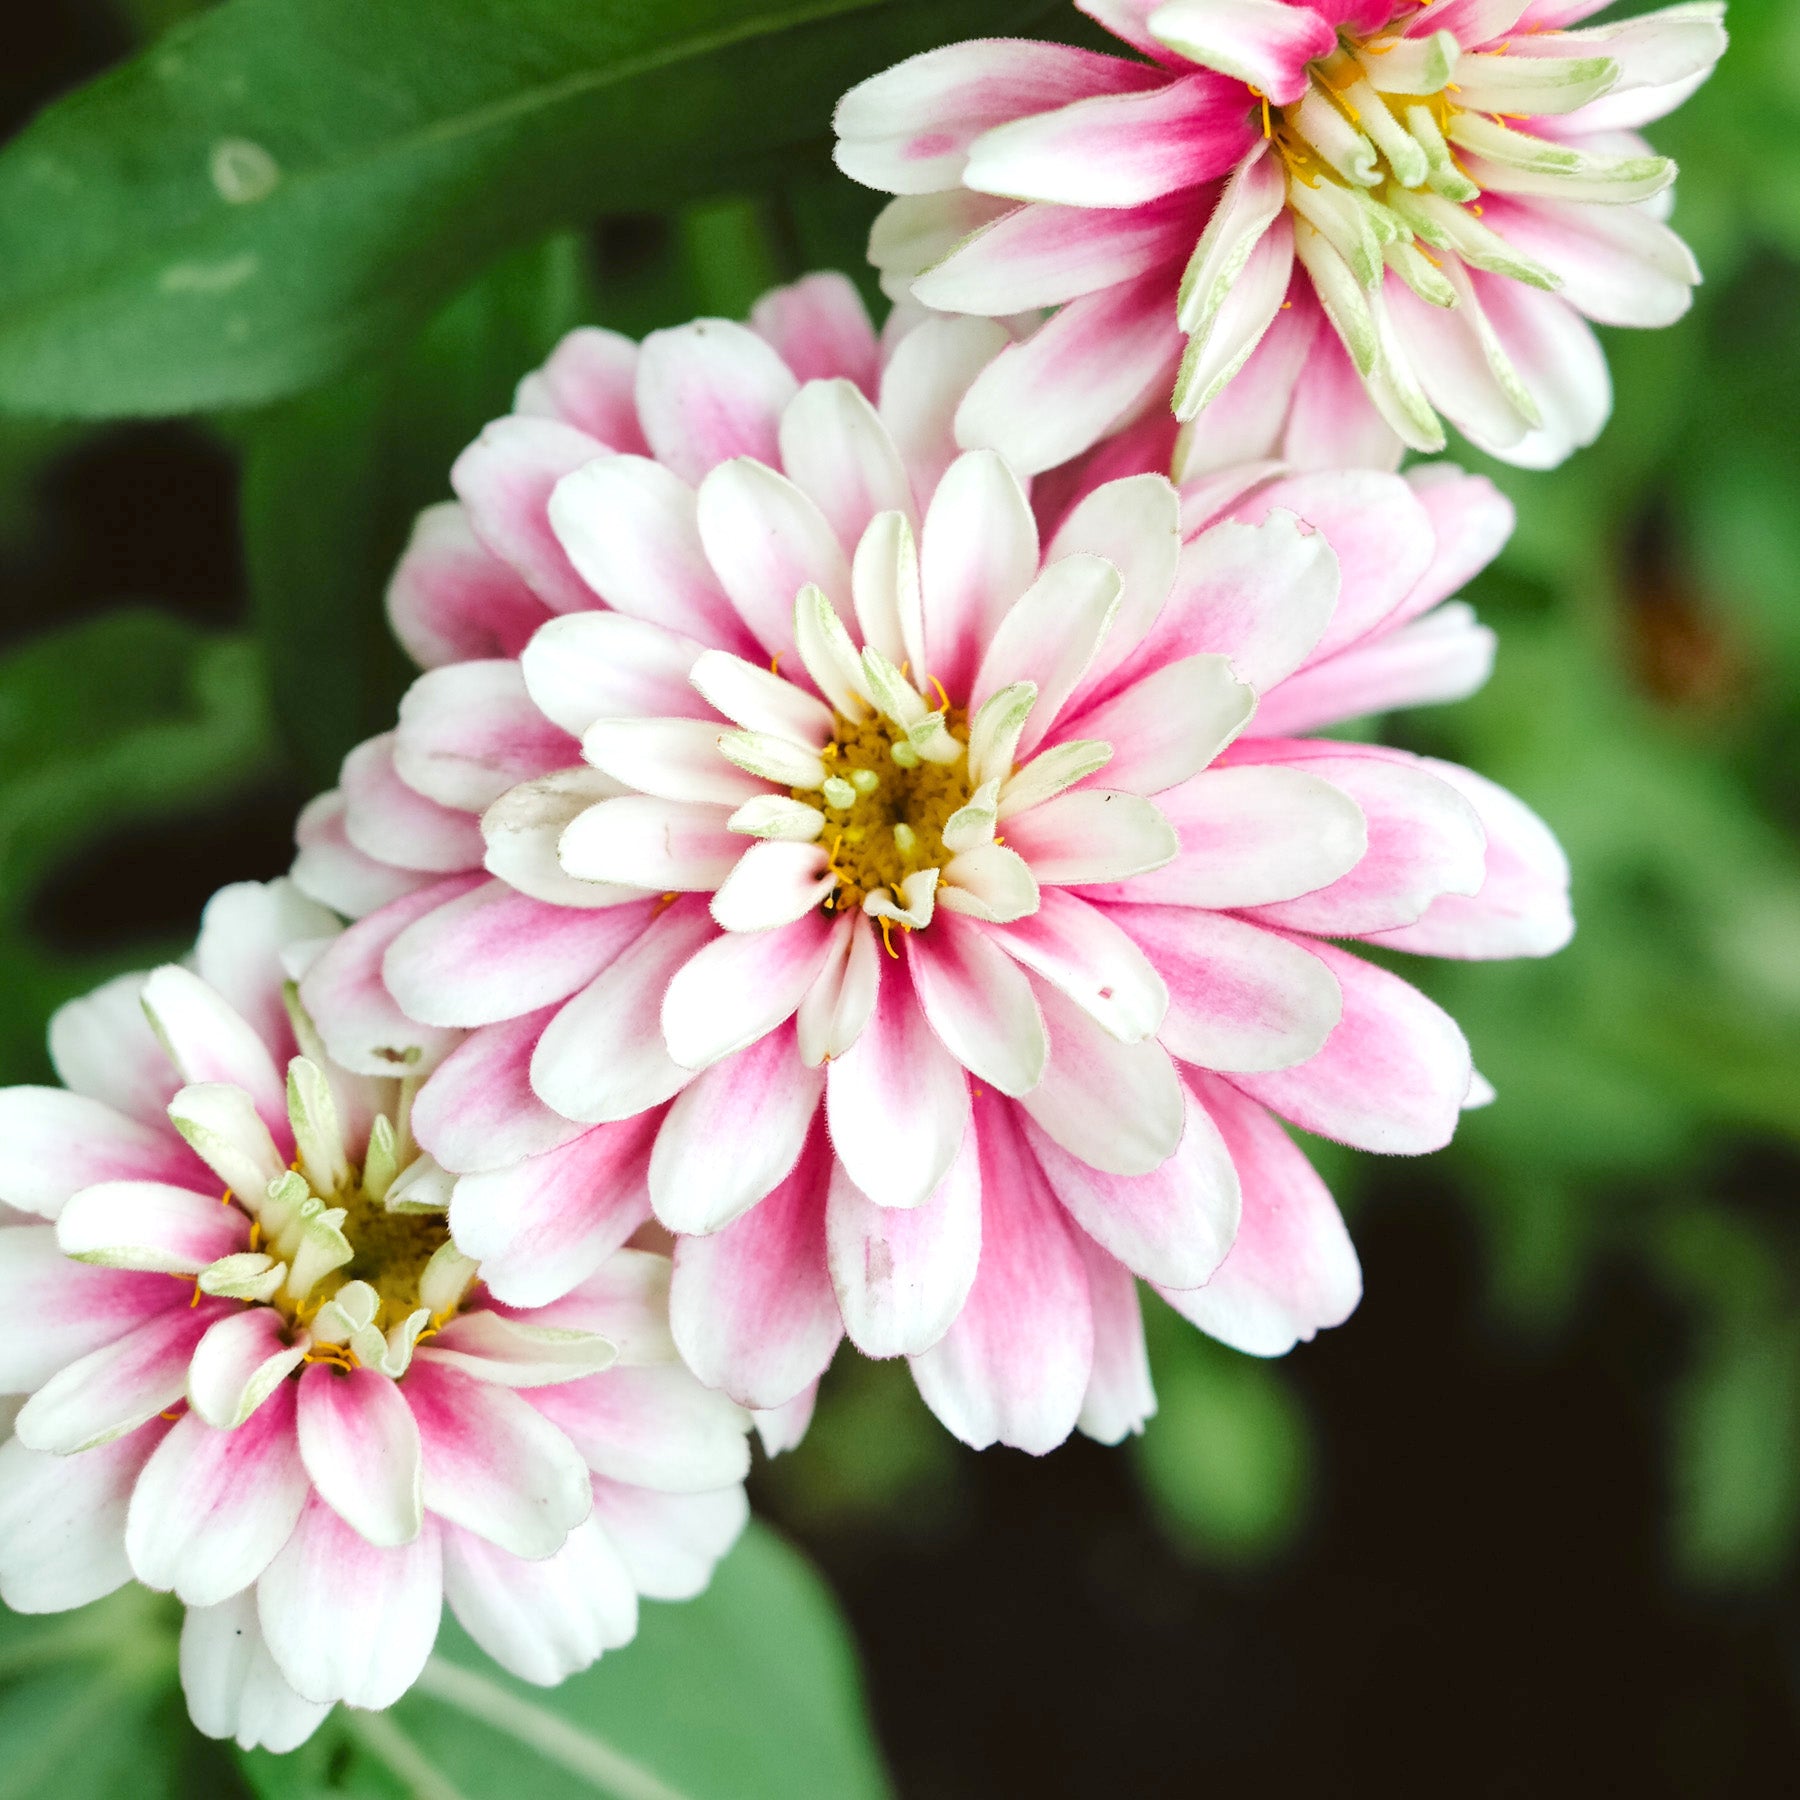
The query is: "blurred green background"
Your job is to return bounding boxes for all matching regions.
[0,0,1796,1793]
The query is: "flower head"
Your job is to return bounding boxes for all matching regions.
[290,279,1571,1456]
[834,0,1726,470]
[0,880,750,1750]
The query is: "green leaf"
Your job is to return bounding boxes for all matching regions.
[1133,1300,1312,1567]
[0,0,1060,418]
[239,232,590,785]
[0,1589,243,1800]
[0,607,280,1081]
[237,1523,893,1800]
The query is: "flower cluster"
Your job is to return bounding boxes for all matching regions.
[0,881,748,1749]
[0,0,1716,1754]
[835,0,1725,471]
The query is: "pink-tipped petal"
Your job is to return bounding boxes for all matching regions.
[126,1384,308,1606]
[909,1097,1094,1456]
[1228,939,1472,1154]
[413,1007,587,1174]
[513,327,649,450]
[296,1362,424,1549]
[450,1112,660,1308]
[908,914,1049,1097]
[635,319,798,487]
[526,1362,751,1493]
[1159,1073,1362,1354]
[340,734,487,876]
[0,1088,200,1220]
[669,1123,841,1411]
[751,273,881,393]
[1074,1235,1156,1444]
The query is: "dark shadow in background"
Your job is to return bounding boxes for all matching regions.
[7,8,1798,1797]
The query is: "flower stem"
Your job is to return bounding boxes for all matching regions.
[415,1656,692,1800]
[344,1708,471,1800]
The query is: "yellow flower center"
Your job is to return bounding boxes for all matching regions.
[801,708,972,915]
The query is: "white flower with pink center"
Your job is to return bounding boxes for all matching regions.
[833,0,1725,472]
[0,881,750,1752]
[289,279,1571,1456]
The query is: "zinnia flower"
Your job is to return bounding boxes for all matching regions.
[0,880,750,1751]
[833,0,1726,471]
[290,278,1570,1455]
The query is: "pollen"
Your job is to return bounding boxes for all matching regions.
[800,708,972,914]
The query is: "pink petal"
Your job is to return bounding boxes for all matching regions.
[291,790,436,921]
[0,1226,184,1391]
[635,319,797,487]
[1002,788,1178,887]
[695,458,852,660]
[526,1362,750,1493]
[663,910,842,1071]
[649,1025,824,1235]
[827,949,971,1210]
[340,733,486,875]
[405,1359,591,1559]
[384,880,651,1028]
[450,415,606,614]
[413,1007,587,1174]
[1229,741,1488,936]
[16,1297,233,1455]
[387,501,552,670]
[1398,464,1514,626]
[751,273,880,394]
[588,1478,747,1602]
[0,1088,198,1221]
[529,901,715,1125]
[520,611,709,737]
[258,1495,442,1708]
[1148,0,1338,104]
[915,192,1199,314]
[187,1306,309,1430]
[0,1423,167,1612]
[1112,905,1341,1072]
[556,795,739,891]
[964,72,1257,207]
[909,1096,1094,1455]
[180,1590,329,1752]
[710,840,836,933]
[669,1123,841,1410]
[778,380,914,555]
[393,660,576,812]
[1364,759,1573,959]
[908,913,1049,1097]
[1158,1072,1361,1354]
[297,1362,424,1548]
[826,1125,982,1357]
[1228,938,1472,1154]
[956,271,1186,477]
[442,1514,636,1686]
[918,449,1039,699]
[1026,1069,1238,1287]
[57,1179,247,1275]
[1089,510,1337,706]
[834,38,1161,196]
[300,876,482,1079]
[1061,652,1255,794]
[47,970,179,1129]
[1278,310,1405,471]
[1250,601,1496,736]
[1098,764,1363,908]
[1074,1234,1156,1444]
[547,455,753,654]
[450,1112,660,1307]
[1179,286,1319,475]
[877,314,1016,505]
[513,326,649,451]
[192,879,336,1065]
[126,1384,308,1606]
[1015,977,1185,1176]
[1227,470,1435,663]
[984,890,1167,1044]
[140,964,288,1142]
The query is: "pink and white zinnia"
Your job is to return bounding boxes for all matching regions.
[291,281,1571,1457]
[0,881,750,1752]
[835,0,1726,471]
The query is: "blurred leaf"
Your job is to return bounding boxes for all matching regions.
[0,607,279,1080]
[1134,1301,1311,1567]
[237,1524,893,1800]
[0,1589,239,1800]
[0,0,1063,417]
[239,232,590,785]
